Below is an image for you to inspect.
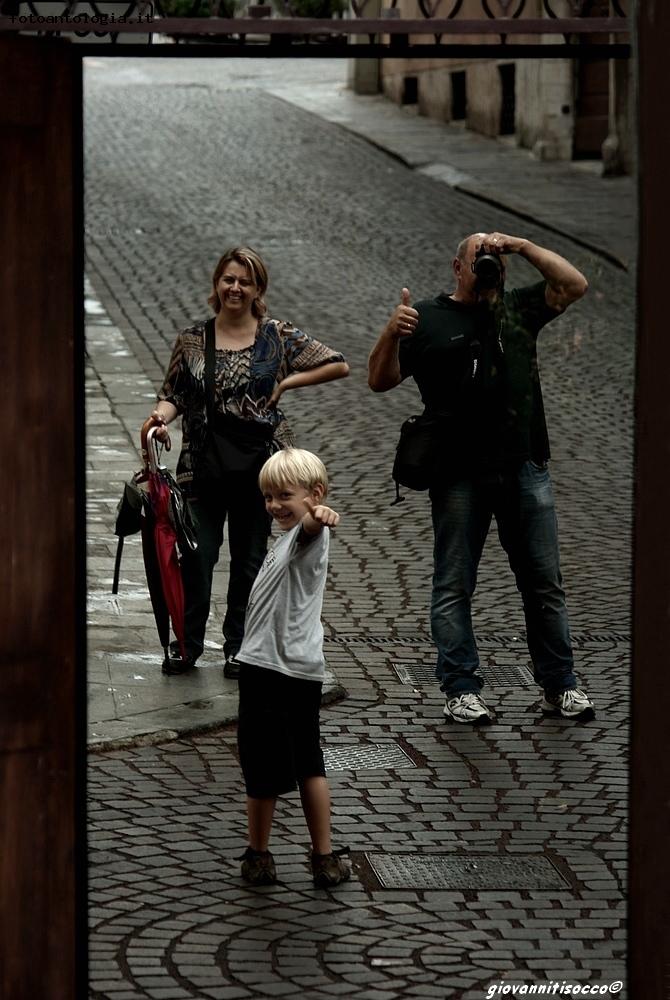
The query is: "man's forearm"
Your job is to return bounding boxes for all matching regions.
[518,240,588,305]
[369,288,418,389]
[368,331,402,392]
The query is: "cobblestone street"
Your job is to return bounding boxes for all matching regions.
[85,58,633,1000]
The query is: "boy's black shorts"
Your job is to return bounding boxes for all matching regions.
[237,663,326,799]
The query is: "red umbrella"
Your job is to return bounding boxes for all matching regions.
[140,422,196,665]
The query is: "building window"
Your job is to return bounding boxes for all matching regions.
[402,76,418,105]
[499,63,516,135]
[451,70,466,121]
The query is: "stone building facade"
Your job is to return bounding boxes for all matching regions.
[351,0,633,175]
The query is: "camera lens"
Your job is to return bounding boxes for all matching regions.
[473,252,503,289]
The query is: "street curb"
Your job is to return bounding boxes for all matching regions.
[87,680,348,753]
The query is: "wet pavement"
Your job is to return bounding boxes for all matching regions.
[85,57,633,999]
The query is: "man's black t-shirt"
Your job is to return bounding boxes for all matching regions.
[398,281,560,476]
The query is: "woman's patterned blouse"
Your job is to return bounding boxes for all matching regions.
[158,316,345,492]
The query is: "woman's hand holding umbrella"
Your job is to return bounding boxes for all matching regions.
[141,402,177,465]
[149,411,172,448]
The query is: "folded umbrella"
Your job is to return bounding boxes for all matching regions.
[113,421,197,667]
[142,422,198,665]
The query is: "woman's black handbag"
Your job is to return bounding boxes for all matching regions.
[201,410,275,478]
[391,412,448,504]
[199,318,275,480]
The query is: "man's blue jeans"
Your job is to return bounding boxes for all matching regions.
[430,461,577,698]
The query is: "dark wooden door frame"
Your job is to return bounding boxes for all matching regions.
[0,34,87,1000]
[2,2,668,994]
[629,2,670,992]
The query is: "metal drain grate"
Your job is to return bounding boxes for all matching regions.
[366,853,569,891]
[323,743,416,772]
[392,661,534,687]
[324,633,431,646]
[324,631,630,647]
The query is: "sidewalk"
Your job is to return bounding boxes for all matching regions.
[85,60,635,749]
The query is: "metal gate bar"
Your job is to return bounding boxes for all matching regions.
[0,15,630,35]
[35,43,630,56]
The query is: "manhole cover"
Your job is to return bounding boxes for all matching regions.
[365,853,569,890]
[392,661,533,687]
[323,742,417,772]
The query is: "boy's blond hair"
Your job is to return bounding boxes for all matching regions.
[259,448,328,496]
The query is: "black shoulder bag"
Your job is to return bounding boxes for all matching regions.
[198,318,275,481]
[391,412,450,504]
[391,325,483,504]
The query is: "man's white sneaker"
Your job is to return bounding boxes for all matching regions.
[444,692,492,725]
[541,687,595,721]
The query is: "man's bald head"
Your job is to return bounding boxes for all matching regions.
[456,233,486,261]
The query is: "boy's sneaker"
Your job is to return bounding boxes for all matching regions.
[541,687,595,721]
[240,847,277,885]
[444,692,491,725]
[311,847,351,888]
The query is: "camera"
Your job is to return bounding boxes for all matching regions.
[472,246,503,289]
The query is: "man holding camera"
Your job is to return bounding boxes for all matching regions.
[368,231,595,725]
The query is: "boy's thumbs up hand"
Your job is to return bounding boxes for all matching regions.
[387,287,419,340]
[302,498,340,533]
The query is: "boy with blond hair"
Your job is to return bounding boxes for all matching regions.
[236,448,350,888]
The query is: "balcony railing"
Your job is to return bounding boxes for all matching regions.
[0,0,632,56]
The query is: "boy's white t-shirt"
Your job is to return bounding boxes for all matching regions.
[237,523,329,682]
